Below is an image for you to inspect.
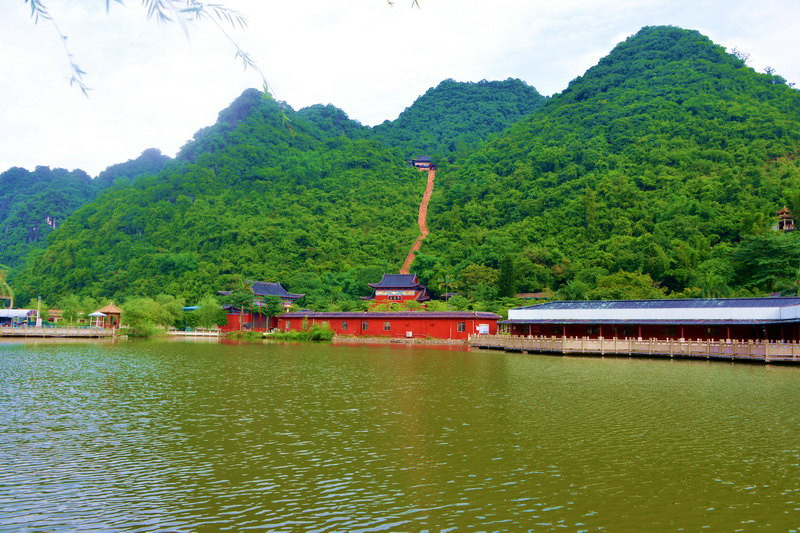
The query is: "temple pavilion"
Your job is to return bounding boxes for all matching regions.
[220,281,305,332]
[362,273,430,305]
[776,206,796,232]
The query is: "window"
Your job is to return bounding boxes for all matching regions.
[587,326,599,336]
[623,326,636,338]
[361,321,369,331]
[383,321,391,331]
[456,321,466,332]
[341,321,348,330]
[663,326,676,338]
[553,326,564,336]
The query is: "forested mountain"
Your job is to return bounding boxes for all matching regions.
[371,78,545,162]
[0,166,95,268]
[13,91,425,305]
[0,149,169,270]
[296,104,369,139]
[94,148,171,190]
[417,26,800,301]
[8,25,800,308]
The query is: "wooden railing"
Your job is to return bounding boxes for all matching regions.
[0,326,115,338]
[469,334,800,364]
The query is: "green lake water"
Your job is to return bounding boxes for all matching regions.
[1,339,799,531]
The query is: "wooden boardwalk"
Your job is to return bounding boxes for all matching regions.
[400,168,435,274]
[0,326,115,338]
[470,334,800,365]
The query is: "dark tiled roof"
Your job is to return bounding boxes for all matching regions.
[368,274,422,289]
[515,297,800,311]
[280,311,500,319]
[248,281,304,299]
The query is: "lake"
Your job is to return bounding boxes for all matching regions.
[1,339,799,531]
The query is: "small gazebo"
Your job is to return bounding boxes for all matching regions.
[88,311,106,328]
[93,303,122,328]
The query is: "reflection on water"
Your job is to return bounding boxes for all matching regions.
[1,340,799,530]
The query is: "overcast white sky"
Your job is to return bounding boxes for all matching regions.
[2,0,798,176]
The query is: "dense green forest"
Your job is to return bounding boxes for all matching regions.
[12,90,425,307]
[372,78,545,162]
[7,79,549,309]
[419,26,800,303]
[0,149,170,269]
[0,166,95,268]
[6,26,800,312]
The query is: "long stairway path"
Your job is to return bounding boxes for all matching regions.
[400,167,435,274]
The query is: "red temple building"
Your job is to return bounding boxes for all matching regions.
[362,274,430,306]
[275,274,499,340]
[410,156,434,170]
[276,311,500,340]
[220,281,304,332]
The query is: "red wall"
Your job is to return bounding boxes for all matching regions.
[221,312,275,333]
[277,315,498,340]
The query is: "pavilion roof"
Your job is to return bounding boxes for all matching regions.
[368,274,423,289]
[97,303,122,315]
[248,281,304,300]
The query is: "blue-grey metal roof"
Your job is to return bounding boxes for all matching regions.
[0,309,35,318]
[514,297,800,311]
[500,318,800,326]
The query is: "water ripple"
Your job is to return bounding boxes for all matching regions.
[1,342,799,530]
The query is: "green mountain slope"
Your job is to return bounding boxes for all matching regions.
[371,78,546,162]
[419,26,800,301]
[94,148,171,190]
[0,166,95,268]
[296,104,369,139]
[13,92,424,303]
[0,149,169,271]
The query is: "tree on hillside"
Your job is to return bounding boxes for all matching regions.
[195,294,228,329]
[261,295,285,330]
[122,294,185,336]
[585,272,666,301]
[0,265,14,308]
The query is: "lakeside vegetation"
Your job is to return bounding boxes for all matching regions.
[267,324,334,341]
[3,26,800,313]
